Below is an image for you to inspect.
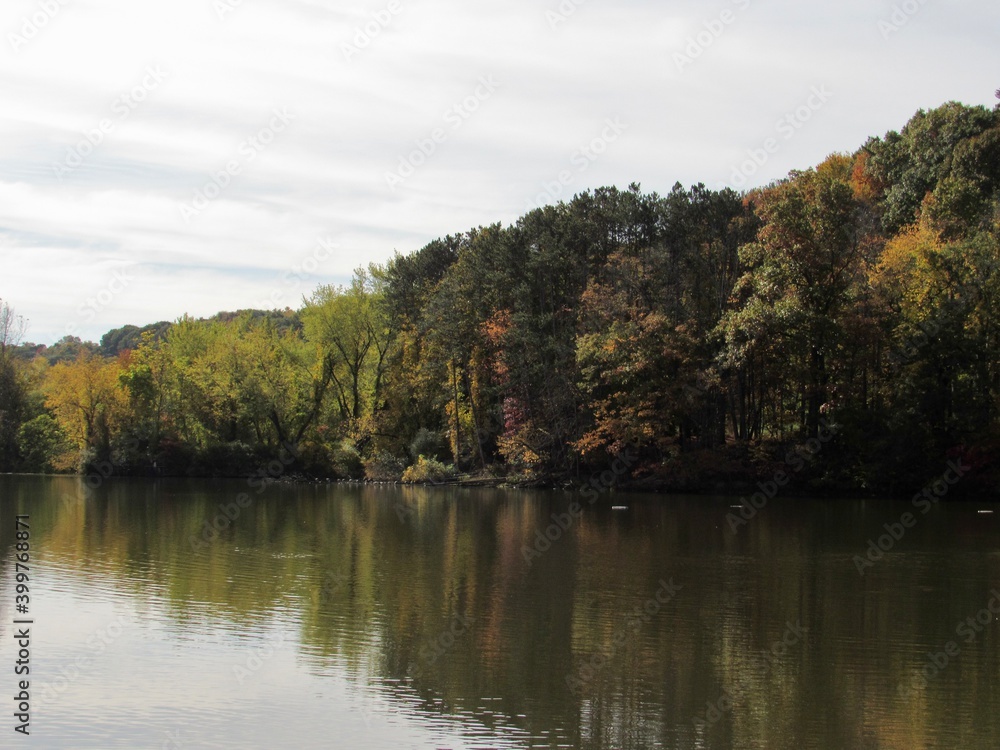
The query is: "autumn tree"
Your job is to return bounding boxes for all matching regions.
[575,252,699,457]
[302,269,392,434]
[861,102,998,233]
[0,300,28,469]
[45,350,127,466]
[721,161,869,440]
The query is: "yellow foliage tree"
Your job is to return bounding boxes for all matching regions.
[45,351,127,463]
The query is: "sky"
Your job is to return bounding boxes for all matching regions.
[0,0,996,345]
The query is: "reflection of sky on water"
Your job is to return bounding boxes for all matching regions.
[0,553,536,749]
[2,475,1000,749]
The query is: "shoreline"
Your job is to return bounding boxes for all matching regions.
[5,470,997,502]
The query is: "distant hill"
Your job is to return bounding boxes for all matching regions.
[100,321,173,357]
[206,308,302,336]
[11,337,99,365]
[13,309,301,364]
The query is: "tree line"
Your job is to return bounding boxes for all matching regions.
[2,100,998,494]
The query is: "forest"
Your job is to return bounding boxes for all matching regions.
[1,100,998,496]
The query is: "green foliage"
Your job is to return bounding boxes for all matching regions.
[719,165,868,440]
[301,270,391,424]
[100,321,171,357]
[0,362,27,469]
[408,428,448,463]
[34,336,100,365]
[863,102,998,233]
[331,439,364,479]
[16,414,71,472]
[1,301,33,469]
[401,455,456,484]
[364,451,407,482]
[9,100,1000,495]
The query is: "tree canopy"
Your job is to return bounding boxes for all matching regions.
[3,100,998,494]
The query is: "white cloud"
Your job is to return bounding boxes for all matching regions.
[1,0,996,343]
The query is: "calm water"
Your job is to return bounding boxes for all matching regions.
[1,475,999,749]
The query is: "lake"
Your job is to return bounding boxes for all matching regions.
[1,474,999,749]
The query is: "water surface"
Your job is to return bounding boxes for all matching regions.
[1,475,998,749]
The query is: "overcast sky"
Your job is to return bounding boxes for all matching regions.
[1,0,996,345]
